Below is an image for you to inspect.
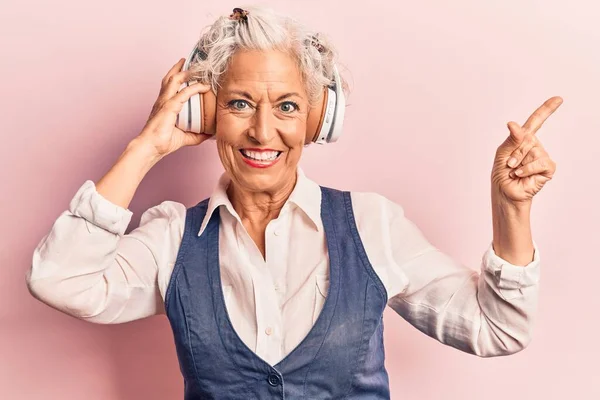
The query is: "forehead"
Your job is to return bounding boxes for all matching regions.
[220,49,304,92]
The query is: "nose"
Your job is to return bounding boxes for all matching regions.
[247,105,275,144]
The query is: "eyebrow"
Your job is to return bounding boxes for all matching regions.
[228,90,302,102]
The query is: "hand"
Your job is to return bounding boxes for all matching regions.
[137,58,212,157]
[491,96,563,207]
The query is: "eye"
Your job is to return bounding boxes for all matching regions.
[279,101,299,113]
[228,99,251,111]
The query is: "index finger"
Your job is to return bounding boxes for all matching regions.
[162,58,186,85]
[522,96,563,135]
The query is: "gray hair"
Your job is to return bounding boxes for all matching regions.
[187,5,348,106]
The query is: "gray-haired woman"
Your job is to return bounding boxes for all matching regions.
[26,5,561,399]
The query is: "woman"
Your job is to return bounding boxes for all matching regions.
[26,6,561,399]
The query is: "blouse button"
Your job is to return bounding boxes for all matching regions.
[265,327,273,336]
[273,229,281,236]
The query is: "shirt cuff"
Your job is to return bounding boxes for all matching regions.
[68,180,133,236]
[482,240,541,290]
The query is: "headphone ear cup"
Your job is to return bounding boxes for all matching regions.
[178,43,217,137]
[310,87,337,145]
[177,82,191,132]
[305,87,327,145]
[305,64,345,145]
[183,85,217,136]
[327,65,345,143]
[201,88,217,136]
[188,81,202,133]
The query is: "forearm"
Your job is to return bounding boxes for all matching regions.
[95,138,163,210]
[491,188,534,266]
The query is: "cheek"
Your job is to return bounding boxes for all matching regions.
[215,110,307,150]
[214,116,239,169]
[215,113,246,142]
[280,116,307,147]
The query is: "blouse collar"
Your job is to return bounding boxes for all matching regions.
[197,167,323,236]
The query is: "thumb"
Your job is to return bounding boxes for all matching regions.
[182,131,212,147]
[507,121,526,144]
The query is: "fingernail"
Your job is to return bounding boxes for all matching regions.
[508,157,518,168]
[515,169,523,176]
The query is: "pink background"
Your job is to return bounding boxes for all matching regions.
[1,0,598,398]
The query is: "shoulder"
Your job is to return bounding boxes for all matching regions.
[318,186,405,215]
[349,191,406,223]
[132,201,191,249]
[348,190,431,260]
[139,200,188,227]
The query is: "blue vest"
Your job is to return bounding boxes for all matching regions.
[165,186,390,399]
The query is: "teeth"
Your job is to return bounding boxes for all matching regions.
[241,149,280,161]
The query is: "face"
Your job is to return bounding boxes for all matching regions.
[214,49,309,195]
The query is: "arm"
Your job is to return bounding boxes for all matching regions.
[371,97,560,357]
[352,192,541,358]
[26,59,213,323]
[26,140,185,324]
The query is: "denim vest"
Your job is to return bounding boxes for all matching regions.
[165,186,390,399]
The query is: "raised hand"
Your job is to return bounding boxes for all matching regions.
[138,58,213,157]
[491,96,563,206]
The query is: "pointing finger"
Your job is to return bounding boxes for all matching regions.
[522,96,563,135]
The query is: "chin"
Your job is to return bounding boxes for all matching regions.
[235,168,292,192]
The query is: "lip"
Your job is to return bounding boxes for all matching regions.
[242,148,281,152]
[239,149,283,169]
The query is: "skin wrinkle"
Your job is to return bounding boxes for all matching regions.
[214,48,310,259]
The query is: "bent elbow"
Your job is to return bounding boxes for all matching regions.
[25,273,109,323]
[475,329,533,358]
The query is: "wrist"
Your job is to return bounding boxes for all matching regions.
[491,185,532,214]
[95,139,163,210]
[491,187,534,266]
[126,138,165,168]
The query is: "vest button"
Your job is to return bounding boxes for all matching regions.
[267,373,280,386]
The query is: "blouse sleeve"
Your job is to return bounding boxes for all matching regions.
[25,180,186,324]
[351,191,541,357]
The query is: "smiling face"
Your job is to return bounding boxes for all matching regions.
[214,49,309,195]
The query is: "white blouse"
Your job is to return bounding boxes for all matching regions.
[26,168,541,366]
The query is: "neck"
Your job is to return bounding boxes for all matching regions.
[226,172,297,227]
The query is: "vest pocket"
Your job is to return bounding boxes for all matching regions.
[312,274,330,324]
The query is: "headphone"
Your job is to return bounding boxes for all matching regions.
[176,43,346,145]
